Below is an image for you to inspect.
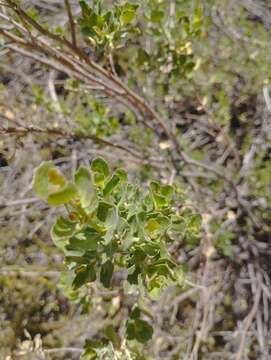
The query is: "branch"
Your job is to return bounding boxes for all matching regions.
[45,347,83,354]
[0,269,60,278]
[0,125,143,159]
[64,0,77,48]
[3,0,172,138]
[235,278,262,360]
[0,197,40,209]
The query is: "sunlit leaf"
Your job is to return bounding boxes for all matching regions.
[91,157,110,177]
[47,183,77,206]
[103,174,120,197]
[91,157,110,186]
[33,161,60,200]
[75,166,97,209]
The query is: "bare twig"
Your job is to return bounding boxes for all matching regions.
[0,125,143,159]
[235,276,262,360]
[45,347,83,354]
[64,0,77,48]
[0,197,40,209]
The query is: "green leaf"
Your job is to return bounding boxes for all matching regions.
[161,184,173,200]
[79,0,92,18]
[102,205,119,244]
[104,325,121,349]
[171,214,186,232]
[130,306,141,319]
[127,265,140,285]
[150,10,164,23]
[189,214,202,228]
[91,157,110,178]
[103,174,120,197]
[149,181,160,194]
[152,193,167,209]
[80,348,97,360]
[103,168,127,197]
[69,227,102,251]
[120,3,139,25]
[137,48,150,66]
[121,10,135,25]
[97,201,112,222]
[33,161,62,200]
[47,183,77,206]
[74,166,96,209]
[126,318,153,343]
[100,259,114,288]
[73,266,96,289]
[147,275,168,299]
[145,218,160,233]
[51,216,76,249]
[47,167,66,186]
[149,181,173,209]
[91,158,110,186]
[145,215,170,239]
[115,168,127,181]
[80,339,108,360]
[104,240,118,259]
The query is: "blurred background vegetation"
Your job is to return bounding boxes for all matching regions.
[0,0,271,359]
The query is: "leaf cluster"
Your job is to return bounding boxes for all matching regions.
[79,0,139,50]
[33,157,201,346]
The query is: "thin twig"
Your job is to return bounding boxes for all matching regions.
[0,197,40,209]
[0,125,143,159]
[64,0,77,48]
[45,347,83,354]
[235,280,262,360]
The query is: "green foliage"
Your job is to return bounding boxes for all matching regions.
[139,0,203,78]
[79,0,139,50]
[33,162,77,206]
[34,157,201,347]
[34,157,181,292]
[74,95,120,137]
[110,0,205,99]
[126,307,153,343]
[215,230,235,258]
